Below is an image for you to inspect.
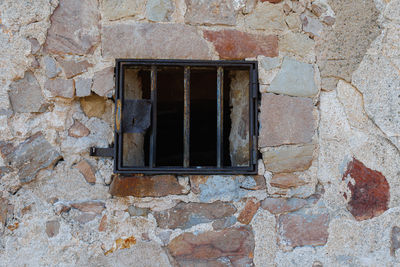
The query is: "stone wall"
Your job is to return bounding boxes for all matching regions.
[0,0,399,266]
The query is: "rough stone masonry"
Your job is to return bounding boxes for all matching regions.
[0,0,399,266]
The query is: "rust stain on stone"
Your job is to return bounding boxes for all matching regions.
[203,29,278,59]
[104,236,136,255]
[342,158,389,221]
[109,175,187,197]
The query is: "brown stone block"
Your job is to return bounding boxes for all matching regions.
[168,227,254,265]
[74,160,96,184]
[109,175,188,197]
[71,201,105,214]
[278,211,329,248]
[68,120,90,138]
[238,198,260,225]
[203,29,278,59]
[262,144,315,173]
[270,173,306,189]
[261,197,307,214]
[259,93,315,147]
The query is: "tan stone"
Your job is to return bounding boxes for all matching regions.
[245,2,286,32]
[270,173,306,189]
[57,58,92,79]
[238,198,260,225]
[109,175,189,197]
[74,160,96,184]
[68,120,90,138]
[101,0,146,21]
[262,144,315,173]
[259,93,315,147]
[204,29,278,59]
[71,201,105,214]
[279,31,315,59]
[45,220,60,238]
[44,78,74,98]
[184,0,237,26]
[45,0,100,55]
[278,211,329,248]
[91,67,114,97]
[102,23,211,59]
[80,94,107,118]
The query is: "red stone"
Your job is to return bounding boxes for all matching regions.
[238,198,260,225]
[342,158,389,221]
[109,175,188,197]
[203,29,278,59]
[168,227,254,266]
[278,212,329,248]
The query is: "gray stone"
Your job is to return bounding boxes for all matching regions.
[0,133,61,183]
[127,206,150,217]
[28,38,40,54]
[102,23,211,60]
[44,78,74,98]
[262,144,315,173]
[146,0,174,22]
[101,0,146,21]
[45,0,100,55]
[300,14,323,37]
[57,58,92,79]
[75,78,92,97]
[45,220,60,238]
[269,58,317,97]
[260,56,281,71]
[91,67,114,97]
[153,201,236,229]
[352,55,400,151]
[384,0,400,22]
[259,93,315,147]
[184,0,237,26]
[212,216,237,230]
[9,71,47,113]
[245,2,286,31]
[43,56,61,78]
[315,0,380,89]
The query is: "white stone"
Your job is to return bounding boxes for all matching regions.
[252,209,277,267]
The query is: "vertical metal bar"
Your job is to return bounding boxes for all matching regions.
[183,66,190,168]
[217,67,224,168]
[149,65,157,168]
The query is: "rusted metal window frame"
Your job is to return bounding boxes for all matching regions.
[94,59,259,175]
